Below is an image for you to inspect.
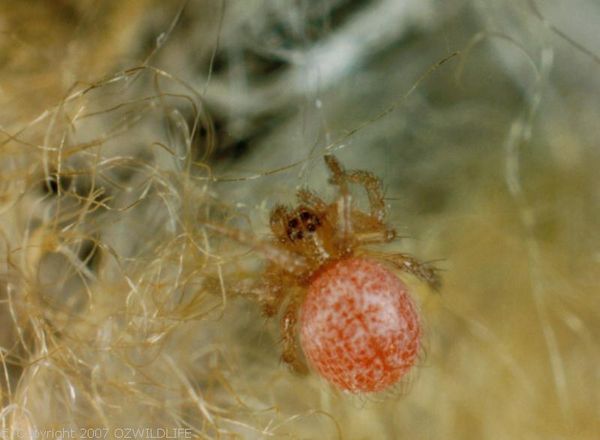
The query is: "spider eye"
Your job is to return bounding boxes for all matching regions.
[288,218,299,228]
[300,211,311,221]
[307,223,316,232]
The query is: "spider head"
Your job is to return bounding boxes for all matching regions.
[285,208,322,242]
[271,205,324,242]
[269,204,333,261]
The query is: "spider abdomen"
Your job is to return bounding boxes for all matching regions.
[300,257,420,393]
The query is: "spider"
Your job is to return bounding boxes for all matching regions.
[208,155,440,393]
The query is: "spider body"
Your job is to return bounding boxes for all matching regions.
[301,257,420,393]
[210,155,440,392]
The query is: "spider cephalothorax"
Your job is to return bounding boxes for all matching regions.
[272,206,324,244]
[269,202,335,270]
[208,155,440,393]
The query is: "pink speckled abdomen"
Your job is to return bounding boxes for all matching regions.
[300,257,421,393]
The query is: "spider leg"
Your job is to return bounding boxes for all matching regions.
[355,228,398,245]
[323,154,347,189]
[211,265,284,316]
[325,155,396,246]
[296,188,327,210]
[259,263,291,317]
[269,204,290,240]
[280,298,308,374]
[377,252,442,291]
[345,169,387,223]
[324,155,353,245]
[202,222,309,276]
